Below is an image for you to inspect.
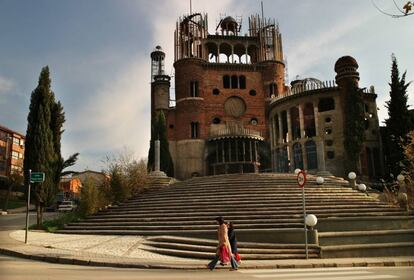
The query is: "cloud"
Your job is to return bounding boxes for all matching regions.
[62,52,151,168]
[0,76,15,94]
[287,13,375,77]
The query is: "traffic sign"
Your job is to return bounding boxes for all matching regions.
[30,172,45,183]
[297,170,307,188]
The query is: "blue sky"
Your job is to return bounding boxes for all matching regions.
[0,0,413,171]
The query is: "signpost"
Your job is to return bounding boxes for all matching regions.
[30,172,45,183]
[25,171,45,244]
[297,170,309,259]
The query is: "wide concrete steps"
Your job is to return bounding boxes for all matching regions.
[142,236,320,260]
[321,242,414,258]
[58,173,413,260]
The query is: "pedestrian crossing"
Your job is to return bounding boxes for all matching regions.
[239,267,401,279]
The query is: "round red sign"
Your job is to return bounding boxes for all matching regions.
[297,170,307,188]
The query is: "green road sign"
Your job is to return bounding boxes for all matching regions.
[30,172,45,183]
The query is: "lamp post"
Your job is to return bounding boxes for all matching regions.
[348,172,356,189]
[397,174,409,211]
[316,176,324,185]
[358,183,367,193]
[305,214,318,257]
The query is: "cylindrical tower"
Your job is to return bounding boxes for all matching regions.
[334,55,360,88]
[151,46,170,114]
[151,45,165,82]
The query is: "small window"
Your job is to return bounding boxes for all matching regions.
[231,75,238,89]
[13,137,20,145]
[269,82,277,97]
[212,117,221,124]
[250,118,258,125]
[326,140,333,146]
[213,88,220,95]
[325,128,332,135]
[169,124,174,129]
[327,151,335,159]
[191,122,199,138]
[325,117,332,123]
[249,89,257,96]
[318,98,335,112]
[12,151,19,159]
[223,75,230,88]
[239,76,246,89]
[190,81,199,97]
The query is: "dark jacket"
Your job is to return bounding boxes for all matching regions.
[228,228,238,253]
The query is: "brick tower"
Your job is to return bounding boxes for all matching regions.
[150,13,286,180]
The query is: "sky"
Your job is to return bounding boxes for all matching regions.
[0,0,413,171]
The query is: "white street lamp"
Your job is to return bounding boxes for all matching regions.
[348,172,356,180]
[348,171,357,189]
[316,176,324,185]
[358,183,367,192]
[305,214,318,228]
[294,168,301,175]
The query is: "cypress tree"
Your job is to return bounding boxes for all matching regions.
[24,66,57,226]
[343,80,365,173]
[385,54,413,175]
[157,111,174,177]
[24,66,78,226]
[147,111,174,177]
[147,117,156,172]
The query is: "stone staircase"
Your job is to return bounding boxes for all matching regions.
[57,173,414,259]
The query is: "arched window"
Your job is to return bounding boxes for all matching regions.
[293,143,303,170]
[290,107,301,140]
[223,75,230,88]
[191,122,199,138]
[239,76,246,89]
[277,146,289,173]
[190,81,199,97]
[269,83,277,97]
[305,140,318,170]
[303,103,316,137]
[231,75,238,88]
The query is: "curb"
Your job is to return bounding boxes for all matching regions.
[1,247,413,270]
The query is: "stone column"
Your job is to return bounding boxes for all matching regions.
[150,140,166,177]
[155,140,160,172]
[287,110,292,142]
[288,144,294,173]
[299,105,305,138]
[278,112,283,143]
[313,102,319,136]
[316,140,326,172]
[269,116,274,149]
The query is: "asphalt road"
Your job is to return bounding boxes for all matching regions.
[0,211,58,231]
[0,255,413,280]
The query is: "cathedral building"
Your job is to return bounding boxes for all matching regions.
[150,12,383,180]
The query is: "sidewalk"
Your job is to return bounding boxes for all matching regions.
[0,230,413,270]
